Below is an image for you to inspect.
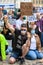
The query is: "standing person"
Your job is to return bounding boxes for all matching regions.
[8,10,16,28]
[36,13,43,46]
[5,22,30,64]
[36,13,42,32]
[2,6,7,15]
[16,14,23,30]
[0,8,4,28]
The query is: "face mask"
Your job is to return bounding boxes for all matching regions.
[31,29,35,35]
[21,30,27,35]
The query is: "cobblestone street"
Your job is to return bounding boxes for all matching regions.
[0,58,43,65]
[0,48,43,65]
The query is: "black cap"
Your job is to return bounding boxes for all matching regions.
[21,23,27,27]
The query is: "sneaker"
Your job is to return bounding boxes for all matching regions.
[20,58,25,65]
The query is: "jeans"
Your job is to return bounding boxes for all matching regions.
[41,32,43,47]
[26,50,43,60]
[6,46,12,54]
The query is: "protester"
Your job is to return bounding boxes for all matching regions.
[2,15,15,54]
[36,13,43,46]
[26,21,43,60]
[36,13,42,32]
[30,22,41,38]
[2,6,7,15]
[0,8,4,28]
[0,6,43,64]
[5,21,30,64]
[16,14,23,30]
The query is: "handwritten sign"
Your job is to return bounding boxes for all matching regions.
[20,2,33,16]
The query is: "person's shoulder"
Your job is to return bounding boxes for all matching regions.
[1,31,3,34]
[0,34,4,37]
[15,28,21,32]
[34,34,39,37]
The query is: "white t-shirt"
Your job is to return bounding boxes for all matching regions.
[16,19,23,30]
[30,35,36,50]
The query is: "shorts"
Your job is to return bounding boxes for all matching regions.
[10,50,22,59]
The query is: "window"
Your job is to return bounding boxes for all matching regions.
[32,0,35,4]
[41,0,43,4]
[36,0,39,4]
[39,0,40,4]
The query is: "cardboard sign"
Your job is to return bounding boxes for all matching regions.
[20,2,33,16]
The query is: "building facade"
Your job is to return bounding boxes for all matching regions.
[15,0,32,8]
[32,0,43,7]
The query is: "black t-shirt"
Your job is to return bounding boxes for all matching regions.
[12,29,27,51]
[1,30,13,40]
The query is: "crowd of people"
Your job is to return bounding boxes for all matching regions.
[0,6,43,64]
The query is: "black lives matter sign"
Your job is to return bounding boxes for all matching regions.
[20,2,33,16]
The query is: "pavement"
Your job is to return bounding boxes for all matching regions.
[0,57,43,65]
[0,48,43,65]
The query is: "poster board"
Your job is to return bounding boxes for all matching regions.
[20,2,33,16]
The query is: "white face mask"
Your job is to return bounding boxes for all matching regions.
[21,30,27,35]
[31,29,35,35]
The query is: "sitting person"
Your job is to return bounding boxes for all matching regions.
[1,25,14,54]
[5,22,30,64]
[26,28,43,60]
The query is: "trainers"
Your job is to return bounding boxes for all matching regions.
[20,58,25,65]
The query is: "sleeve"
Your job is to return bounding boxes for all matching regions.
[0,34,8,60]
[15,29,21,35]
[1,42,6,60]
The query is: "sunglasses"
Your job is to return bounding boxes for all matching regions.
[21,29,27,31]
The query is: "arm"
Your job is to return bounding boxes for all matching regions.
[1,42,6,60]
[23,32,31,50]
[5,21,15,34]
[22,37,31,58]
[0,34,8,60]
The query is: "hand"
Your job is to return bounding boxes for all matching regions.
[38,50,41,53]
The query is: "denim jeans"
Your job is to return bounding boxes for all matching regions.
[6,46,12,54]
[26,50,43,60]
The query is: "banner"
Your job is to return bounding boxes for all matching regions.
[0,0,15,8]
[0,0,14,4]
[28,15,37,22]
